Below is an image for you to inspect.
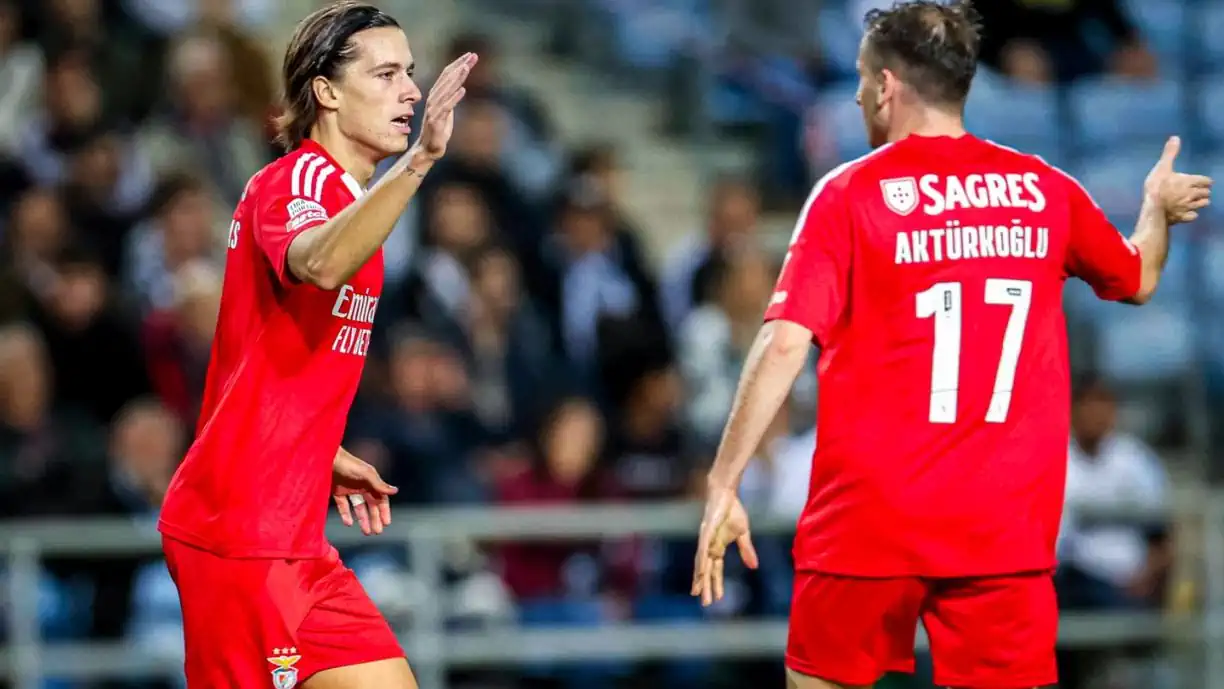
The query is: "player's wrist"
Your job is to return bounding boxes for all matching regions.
[399,146,437,174]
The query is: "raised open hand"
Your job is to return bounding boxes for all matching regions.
[414,52,477,161]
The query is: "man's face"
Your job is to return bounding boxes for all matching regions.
[856,39,893,149]
[1073,390,1117,444]
[328,26,422,159]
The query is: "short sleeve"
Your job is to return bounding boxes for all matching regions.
[763,171,854,347]
[1060,171,1142,302]
[253,190,330,286]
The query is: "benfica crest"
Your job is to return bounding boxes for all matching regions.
[268,648,301,689]
[880,177,919,215]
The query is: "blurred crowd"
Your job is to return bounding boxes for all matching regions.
[0,0,1194,688]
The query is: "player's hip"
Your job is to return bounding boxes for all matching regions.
[791,516,1058,578]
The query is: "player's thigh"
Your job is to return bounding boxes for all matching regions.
[296,551,407,685]
[163,537,299,687]
[786,666,873,689]
[787,571,926,687]
[922,571,1059,689]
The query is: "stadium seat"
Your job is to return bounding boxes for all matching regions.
[816,4,860,80]
[1197,79,1224,150]
[813,82,873,161]
[1068,77,1185,154]
[1196,2,1224,68]
[1095,302,1193,382]
[965,76,1062,161]
[1070,149,1159,217]
[1122,0,1188,67]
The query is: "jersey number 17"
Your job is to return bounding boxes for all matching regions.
[915,279,1032,424]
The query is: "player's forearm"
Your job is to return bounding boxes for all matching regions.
[288,149,434,290]
[1125,194,1171,304]
[707,320,812,490]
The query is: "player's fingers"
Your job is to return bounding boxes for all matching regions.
[429,56,474,101]
[1157,135,1181,169]
[712,557,725,602]
[379,496,392,526]
[435,87,467,114]
[334,495,353,527]
[353,501,372,535]
[367,499,384,535]
[737,532,760,570]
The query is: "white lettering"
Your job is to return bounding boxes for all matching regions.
[918,173,1049,216]
[894,224,1049,265]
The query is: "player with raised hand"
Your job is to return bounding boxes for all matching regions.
[692,2,1209,688]
[157,2,474,687]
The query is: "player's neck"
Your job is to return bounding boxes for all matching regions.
[887,106,966,144]
[308,129,377,187]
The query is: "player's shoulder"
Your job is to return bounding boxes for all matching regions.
[248,146,344,206]
[803,144,901,207]
[975,137,1076,185]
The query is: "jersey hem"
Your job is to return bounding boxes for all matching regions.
[792,562,1058,579]
[158,520,329,560]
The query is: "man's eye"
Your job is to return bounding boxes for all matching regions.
[378,72,394,80]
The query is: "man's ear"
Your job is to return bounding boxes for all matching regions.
[312,76,340,111]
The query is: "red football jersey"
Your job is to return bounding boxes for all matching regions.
[766,134,1141,577]
[159,140,383,558]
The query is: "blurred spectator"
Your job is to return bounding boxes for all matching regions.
[442,31,560,197]
[494,397,635,603]
[0,0,42,154]
[391,182,491,333]
[0,322,105,518]
[65,398,182,645]
[679,246,775,450]
[123,0,275,36]
[33,0,161,122]
[349,328,492,505]
[60,124,152,275]
[662,176,761,329]
[603,343,690,501]
[0,186,70,315]
[1059,375,1172,610]
[124,171,221,313]
[974,0,1156,84]
[28,247,152,425]
[138,32,269,206]
[142,260,220,425]
[419,97,545,282]
[544,180,666,383]
[458,244,559,440]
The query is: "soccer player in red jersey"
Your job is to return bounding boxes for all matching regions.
[691,2,1211,688]
[156,2,475,687]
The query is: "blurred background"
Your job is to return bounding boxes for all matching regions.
[0,0,1220,687]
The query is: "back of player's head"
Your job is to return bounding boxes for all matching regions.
[861,0,981,107]
[275,1,400,150]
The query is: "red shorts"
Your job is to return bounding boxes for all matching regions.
[786,570,1058,688]
[163,536,404,687]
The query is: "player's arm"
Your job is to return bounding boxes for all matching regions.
[1064,137,1210,305]
[706,173,852,491]
[284,151,433,290]
[705,320,812,489]
[280,53,473,290]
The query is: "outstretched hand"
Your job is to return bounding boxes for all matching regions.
[332,449,398,535]
[691,485,759,607]
[1144,136,1212,224]
[414,52,477,161]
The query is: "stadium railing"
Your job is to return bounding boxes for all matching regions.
[1,496,1222,689]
